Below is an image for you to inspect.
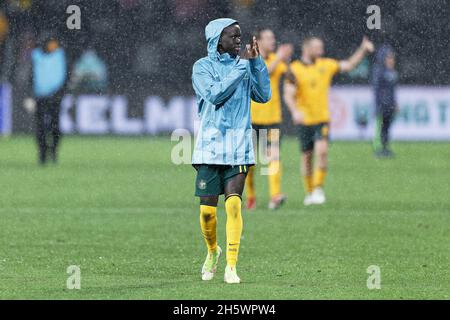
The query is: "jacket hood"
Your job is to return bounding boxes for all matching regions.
[205,18,238,58]
[374,44,394,67]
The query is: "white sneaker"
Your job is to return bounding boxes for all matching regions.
[268,194,287,210]
[303,193,314,206]
[201,246,222,281]
[311,187,326,205]
[224,265,241,284]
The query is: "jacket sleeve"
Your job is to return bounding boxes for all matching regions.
[249,56,271,103]
[192,59,247,106]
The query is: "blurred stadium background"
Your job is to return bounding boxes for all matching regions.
[0,0,449,299]
[0,0,448,138]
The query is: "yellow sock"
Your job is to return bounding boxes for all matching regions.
[245,166,256,199]
[303,175,313,194]
[199,205,217,254]
[313,168,327,188]
[268,160,281,198]
[225,195,243,267]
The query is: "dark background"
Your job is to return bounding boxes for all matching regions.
[0,0,448,133]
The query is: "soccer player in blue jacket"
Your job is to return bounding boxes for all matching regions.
[191,18,271,284]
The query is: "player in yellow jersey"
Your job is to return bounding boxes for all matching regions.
[245,28,293,210]
[284,36,374,205]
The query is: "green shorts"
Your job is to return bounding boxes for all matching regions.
[296,122,329,152]
[193,164,251,197]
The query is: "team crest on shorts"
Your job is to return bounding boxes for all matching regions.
[198,179,207,190]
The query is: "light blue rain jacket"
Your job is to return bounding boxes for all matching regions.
[32,48,67,98]
[191,18,271,165]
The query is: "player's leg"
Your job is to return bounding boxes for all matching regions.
[298,125,314,205]
[312,124,330,204]
[373,114,383,154]
[223,170,247,283]
[314,139,328,180]
[245,126,258,210]
[311,138,328,204]
[199,195,222,281]
[245,166,256,209]
[199,196,219,255]
[49,96,62,163]
[381,107,395,157]
[35,100,47,165]
[373,103,383,154]
[195,165,222,281]
[267,127,287,209]
[301,150,314,205]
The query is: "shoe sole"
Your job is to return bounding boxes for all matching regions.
[269,196,287,210]
[224,266,241,284]
[224,274,241,284]
[224,279,241,284]
[311,198,326,205]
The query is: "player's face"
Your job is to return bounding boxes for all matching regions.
[385,52,395,69]
[46,39,59,53]
[218,24,242,57]
[258,30,276,53]
[308,38,324,60]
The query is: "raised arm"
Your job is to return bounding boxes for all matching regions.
[339,36,374,73]
[192,60,247,106]
[283,81,303,125]
[244,36,271,103]
[249,56,271,103]
[266,44,293,74]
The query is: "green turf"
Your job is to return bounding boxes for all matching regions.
[0,136,449,299]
